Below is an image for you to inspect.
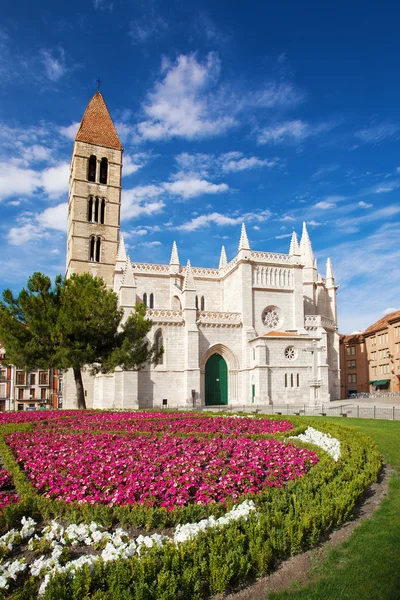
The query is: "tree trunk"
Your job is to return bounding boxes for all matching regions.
[73,367,87,409]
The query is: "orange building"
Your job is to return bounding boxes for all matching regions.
[339,333,369,397]
[363,310,400,393]
[339,310,400,397]
[0,342,63,411]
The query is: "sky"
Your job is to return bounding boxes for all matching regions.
[0,0,399,334]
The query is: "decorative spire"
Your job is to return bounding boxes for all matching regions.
[116,236,127,262]
[75,91,123,150]
[183,260,196,291]
[289,231,300,255]
[299,222,314,267]
[219,246,227,269]
[238,223,250,251]
[121,257,136,287]
[169,241,180,265]
[326,257,334,283]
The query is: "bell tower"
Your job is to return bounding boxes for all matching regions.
[66,92,123,287]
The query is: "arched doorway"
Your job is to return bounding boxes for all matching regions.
[205,354,228,405]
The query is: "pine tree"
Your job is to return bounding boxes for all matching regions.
[0,272,156,409]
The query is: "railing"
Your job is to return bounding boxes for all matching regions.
[146,309,183,323]
[249,251,292,263]
[196,311,241,326]
[131,263,170,273]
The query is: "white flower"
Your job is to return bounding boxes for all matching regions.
[291,427,341,461]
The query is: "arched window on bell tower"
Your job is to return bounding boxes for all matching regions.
[95,237,101,262]
[93,197,99,223]
[100,158,108,184]
[88,197,93,222]
[88,155,96,182]
[100,198,105,224]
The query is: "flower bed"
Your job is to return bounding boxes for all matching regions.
[0,468,18,512]
[6,432,318,507]
[0,410,382,599]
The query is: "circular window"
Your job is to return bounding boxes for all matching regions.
[262,306,281,330]
[285,346,297,361]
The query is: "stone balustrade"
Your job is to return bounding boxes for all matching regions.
[146,309,184,324]
[196,311,242,327]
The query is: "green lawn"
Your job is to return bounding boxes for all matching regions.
[269,418,400,600]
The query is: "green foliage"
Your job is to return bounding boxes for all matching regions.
[0,272,157,408]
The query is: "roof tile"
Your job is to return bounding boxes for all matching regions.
[75,92,123,150]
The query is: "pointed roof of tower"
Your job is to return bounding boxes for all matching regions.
[299,221,314,266]
[75,92,123,150]
[238,223,250,251]
[169,241,180,265]
[326,257,334,281]
[121,257,136,287]
[219,245,227,269]
[183,260,196,291]
[289,231,300,255]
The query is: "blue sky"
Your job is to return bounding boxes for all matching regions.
[1,0,399,333]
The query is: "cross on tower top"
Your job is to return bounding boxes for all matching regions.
[96,76,102,91]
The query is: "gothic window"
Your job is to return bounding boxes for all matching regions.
[155,329,164,365]
[149,293,154,309]
[93,197,99,223]
[143,293,147,307]
[297,373,300,387]
[88,155,96,182]
[200,296,205,310]
[95,237,101,262]
[195,296,199,310]
[100,199,105,224]
[284,373,288,388]
[90,236,101,262]
[89,236,95,261]
[99,157,108,184]
[262,306,281,329]
[290,373,294,387]
[88,197,93,222]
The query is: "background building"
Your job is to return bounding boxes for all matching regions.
[0,342,62,411]
[339,310,400,396]
[63,92,341,409]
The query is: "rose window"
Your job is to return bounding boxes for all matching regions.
[263,307,280,329]
[285,346,297,361]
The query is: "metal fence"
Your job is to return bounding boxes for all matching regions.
[156,402,399,421]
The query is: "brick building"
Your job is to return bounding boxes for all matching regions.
[0,342,63,411]
[339,310,400,397]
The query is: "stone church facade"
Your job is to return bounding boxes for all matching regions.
[64,92,340,409]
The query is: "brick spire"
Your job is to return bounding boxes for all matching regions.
[75,92,123,150]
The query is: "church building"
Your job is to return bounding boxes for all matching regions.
[64,92,340,409]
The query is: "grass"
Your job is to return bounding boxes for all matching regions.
[268,417,400,600]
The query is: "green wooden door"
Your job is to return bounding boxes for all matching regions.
[205,354,228,405]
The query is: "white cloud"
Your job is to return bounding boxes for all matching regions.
[219,152,279,173]
[59,122,80,140]
[7,202,67,245]
[40,203,67,232]
[275,233,292,239]
[358,201,373,208]
[307,220,323,227]
[40,163,69,197]
[164,179,229,200]
[129,15,167,44]
[137,53,236,141]
[355,123,399,144]
[279,215,295,222]
[375,186,393,193]
[0,163,39,200]
[383,306,400,315]
[177,209,271,231]
[253,225,260,230]
[315,201,336,210]
[257,119,336,145]
[93,0,113,11]
[123,153,151,177]
[121,185,165,221]
[40,48,67,82]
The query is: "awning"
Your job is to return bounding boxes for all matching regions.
[369,379,390,385]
